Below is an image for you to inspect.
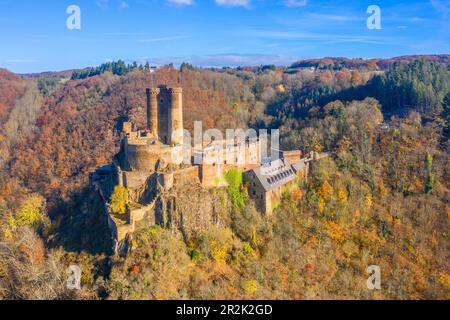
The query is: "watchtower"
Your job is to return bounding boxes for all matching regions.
[146,86,184,145]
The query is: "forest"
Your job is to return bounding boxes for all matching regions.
[0,55,448,299]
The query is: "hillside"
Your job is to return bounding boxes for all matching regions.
[0,68,27,122]
[290,54,450,71]
[0,57,448,299]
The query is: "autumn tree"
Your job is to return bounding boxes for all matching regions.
[110,185,129,215]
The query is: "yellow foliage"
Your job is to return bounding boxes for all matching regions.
[242,242,257,258]
[210,240,229,264]
[438,272,450,288]
[3,227,13,241]
[352,209,361,226]
[337,188,348,204]
[16,195,47,228]
[318,197,325,214]
[242,279,258,295]
[324,220,345,242]
[313,143,324,153]
[110,185,129,215]
[4,195,49,239]
[378,180,388,199]
[318,181,333,200]
[364,193,373,210]
[275,84,285,93]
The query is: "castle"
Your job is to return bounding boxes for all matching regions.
[90,86,327,252]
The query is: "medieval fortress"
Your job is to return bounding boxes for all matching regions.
[90,86,327,252]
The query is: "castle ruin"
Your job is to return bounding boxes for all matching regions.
[90,86,327,252]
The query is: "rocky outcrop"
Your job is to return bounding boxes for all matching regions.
[155,181,230,242]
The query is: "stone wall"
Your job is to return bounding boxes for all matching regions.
[173,166,199,184]
[281,150,302,165]
[123,170,149,191]
[126,143,159,172]
[157,172,174,191]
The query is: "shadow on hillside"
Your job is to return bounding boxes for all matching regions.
[48,186,114,256]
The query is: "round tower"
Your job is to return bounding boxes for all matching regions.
[169,87,183,145]
[149,88,160,138]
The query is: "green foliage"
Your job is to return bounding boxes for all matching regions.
[110,185,129,215]
[442,92,450,138]
[180,62,195,72]
[71,60,141,80]
[369,59,450,113]
[424,152,435,194]
[37,77,62,96]
[378,219,390,239]
[224,168,246,209]
[230,203,266,249]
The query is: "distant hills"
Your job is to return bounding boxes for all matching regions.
[19,69,78,79]
[16,54,450,79]
[289,54,450,71]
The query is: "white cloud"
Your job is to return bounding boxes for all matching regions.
[119,1,129,9]
[284,0,308,8]
[215,0,250,7]
[167,0,194,6]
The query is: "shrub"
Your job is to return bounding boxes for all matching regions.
[110,186,129,215]
[224,169,246,209]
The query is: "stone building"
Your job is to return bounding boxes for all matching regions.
[244,158,297,215]
[244,150,328,215]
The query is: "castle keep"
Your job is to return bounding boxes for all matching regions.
[145,86,183,145]
[90,86,327,252]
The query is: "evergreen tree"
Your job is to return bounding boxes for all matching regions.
[369,60,450,113]
[442,92,450,139]
[424,152,435,194]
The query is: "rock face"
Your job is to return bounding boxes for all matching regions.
[154,181,230,241]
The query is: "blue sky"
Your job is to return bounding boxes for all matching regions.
[0,0,448,73]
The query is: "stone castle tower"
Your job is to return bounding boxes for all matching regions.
[146,86,183,145]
